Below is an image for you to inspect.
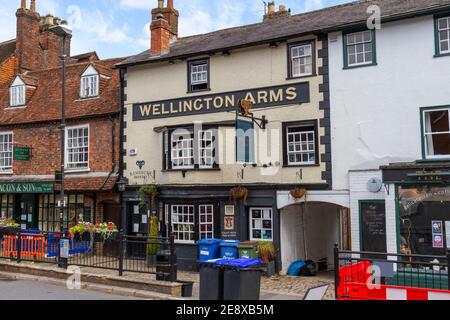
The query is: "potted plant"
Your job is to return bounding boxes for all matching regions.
[95,222,119,242]
[69,221,93,241]
[289,188,307,200]
[146,216,160,267]
[257,241,277,276]
[230,186,249,205]
[0,218,20,238]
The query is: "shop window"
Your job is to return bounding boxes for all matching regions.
[188,59,209,92]
[0,195,15,220]
[166,127,218,170]
[0,132,13,173]
[65,125,89,171]
[283,120,318,166]
[288,41,314,78]
[199,205,214,239]
[171,205,195,243]
[250,208,273,241]
[398,185,450,257]
[80,66,99,98]
[10,77,25,107]
[422,108,450,159]
[344,30,377,68]
[38,194,86,232]
[435,15,450,56]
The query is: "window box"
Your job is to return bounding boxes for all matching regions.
[421,106,450,160]
[343,29,377,69]
[282,120,319,167]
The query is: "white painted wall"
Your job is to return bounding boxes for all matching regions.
[329,15,450,191]
[280,202,340,272]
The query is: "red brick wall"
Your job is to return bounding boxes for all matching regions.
[4,116,120,176]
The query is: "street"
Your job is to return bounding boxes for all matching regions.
[0,278,141,300]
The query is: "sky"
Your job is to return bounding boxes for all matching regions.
[0,0,353,59]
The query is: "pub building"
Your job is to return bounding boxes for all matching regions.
[0,1,122,232]
[118,0,346,272]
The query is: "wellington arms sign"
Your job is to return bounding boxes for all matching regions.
[132,82,310,121]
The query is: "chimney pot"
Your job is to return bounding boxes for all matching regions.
[30,0,36,12]
[268,2,276,14]
[21,0,26,9]
[167,0,174,9]
[158,0,164,9]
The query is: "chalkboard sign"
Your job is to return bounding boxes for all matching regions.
[360,201,387,254]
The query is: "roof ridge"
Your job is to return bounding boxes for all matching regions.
[176,0,371,42]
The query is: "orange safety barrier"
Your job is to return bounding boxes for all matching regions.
[1,235,46,260]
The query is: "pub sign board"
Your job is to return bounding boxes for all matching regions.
[133,82,310,121]
[14,146,31,161]
[0,182,54,194]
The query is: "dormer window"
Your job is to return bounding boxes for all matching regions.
[10,77,25,107]
[80,66,99,98]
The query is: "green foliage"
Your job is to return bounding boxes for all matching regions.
[257,241,276,263]
[138,184,158,209]
[146,216,160,255]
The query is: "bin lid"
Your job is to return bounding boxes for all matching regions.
[197,238,222,245]
[212,258,262,268]
[238,245,257,249]
[219,240,240,247]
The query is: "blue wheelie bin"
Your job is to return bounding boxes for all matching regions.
[220,240,240,259]
[197,238,222,262]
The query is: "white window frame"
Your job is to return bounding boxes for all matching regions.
[423,108,450,159]
[10,77,26,107]
[65,125,90,171]
[249,208,273,242]
[0,132,13,174]
[171,205,195,244]
[198,130,214,169]
[190,63,208,85]
[437,16,450,55]
[286,126,316,165]
[345,30,374,67]
[290,43,313,77]
[171,130,194,169]
[199,204,214,240]
[80,74,99,98]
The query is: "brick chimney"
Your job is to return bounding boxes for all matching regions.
[150,0,179,55]
[263,2,291,22]
[15,0,71,72]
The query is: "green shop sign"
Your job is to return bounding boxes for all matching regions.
[14,146,31,161]
[0,182,54,194]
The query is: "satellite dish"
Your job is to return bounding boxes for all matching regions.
[367,178,383,193]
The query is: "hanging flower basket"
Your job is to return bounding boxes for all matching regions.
[290,188,307,200]
[230,187,249,205]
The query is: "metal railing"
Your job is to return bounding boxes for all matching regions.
[0,230,177,281]
[334,244,450,300]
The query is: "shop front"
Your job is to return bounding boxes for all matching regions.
[382,162,450,257]
[0,181,116,232]
[123,186,279,271]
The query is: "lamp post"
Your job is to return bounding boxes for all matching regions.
[117,177,128,232]
[49,24,72,235]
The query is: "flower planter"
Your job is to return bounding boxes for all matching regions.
[0,227,20,238]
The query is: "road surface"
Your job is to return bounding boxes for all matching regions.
[0,277,141,300]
